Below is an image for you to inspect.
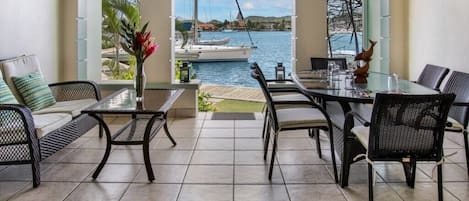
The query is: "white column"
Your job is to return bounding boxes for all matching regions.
[294,0,328,71]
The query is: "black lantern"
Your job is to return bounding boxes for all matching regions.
[275,62,285,80]
[180,62,190,83]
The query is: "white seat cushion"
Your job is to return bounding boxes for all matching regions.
[272,93,310,102]
[351,126,369,149]
[276,108,327,129]
[32,99,97,117]
[267,81,295,89]
[446,117,465,132]
[32,113,72,138]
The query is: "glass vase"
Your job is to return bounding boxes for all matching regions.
[134,62,146,102]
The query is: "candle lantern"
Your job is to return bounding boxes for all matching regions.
[180,62,190,83]
[275,62,285,80]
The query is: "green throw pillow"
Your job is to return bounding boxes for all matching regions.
[0,79,19,126]
[0,79,18,104]
[12,72,56,111]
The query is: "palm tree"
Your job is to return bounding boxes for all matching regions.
[102,0,140,79]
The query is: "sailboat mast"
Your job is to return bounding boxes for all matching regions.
[194,0,199,43]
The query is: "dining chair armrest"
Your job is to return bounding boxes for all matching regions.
[265,79,294,83]
[345,111,371,127]
[453,101,469,107]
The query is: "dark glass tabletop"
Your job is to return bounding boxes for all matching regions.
[82,88,184,114]
[293,71,438,103]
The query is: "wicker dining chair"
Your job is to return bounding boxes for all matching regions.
[416,64,450,90]
[251,69,339,182]
[310,57,347,71]
[441,71,469,176]
[251,63,325,158]
[346,93,455,201]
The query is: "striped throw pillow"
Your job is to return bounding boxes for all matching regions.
[12,72,56,111]
[0,79,19,126]
[0,79,18,104]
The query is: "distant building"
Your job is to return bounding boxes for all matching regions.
[198,23,215,31]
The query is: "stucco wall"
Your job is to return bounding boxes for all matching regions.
[408,0,469,80]
[0,0,60,82]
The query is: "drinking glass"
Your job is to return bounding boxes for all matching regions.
[387,73,399,92]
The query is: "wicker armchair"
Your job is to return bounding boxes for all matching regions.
[416,64,450,90]
[441,71,469,176]
[251,63,325,158]
[0,55,101,187]
[345,93,455,201]
[251,69,339,182]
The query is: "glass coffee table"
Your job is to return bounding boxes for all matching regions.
[81,88,184,181]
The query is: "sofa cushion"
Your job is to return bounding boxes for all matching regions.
[0,69,18,104]
[33,98,97,117]
[13,71,56,111]
[32,113,72,138]
[0,55,43,104]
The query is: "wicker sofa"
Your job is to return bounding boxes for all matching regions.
[0,55,101,187]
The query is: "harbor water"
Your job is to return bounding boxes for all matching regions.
[193,31,362,88]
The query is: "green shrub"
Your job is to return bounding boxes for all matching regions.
[198,92,216,112]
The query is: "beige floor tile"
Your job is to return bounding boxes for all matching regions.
[444,148,467,163]
[42,163,95,182]
[281,165,335,184]
[345,164,384,184]
[200,128,234,138]
[8,182,79,201]
[191,151,234,165]
[120,183,180,201]
[87,164,141,182]
[444,139,463,149]
[196,139,234,150]
[107,149,144,164]
[234,120,264,128]
[65,137,91,149]
[64,182,129,201]
[235,138,265,150]
[159,128,201,138]
[178,184,233,201]
[235,128,263,138]
[77,137,109,149]
[133,165,188,183]
[234,185,289,201]
[418,163,468,182]
[445,132,465,147]
[287,184,347,201]
[203,120,234,128]
[234,165,283,184]
[150,150,194,164]
[374,163,432,183]
[444,182,469,200]
[153,138,198,150]
[0,182,29,201]
[196,112,207,119]
[340,183,403,201]
[389,182,459,201]
[184,165,233,184]
[60,149,108,163]
[277,150,325,165]
[0,164,51,181]
[277,138,315,150]
[235,151,272,165]
[171,119,204,128]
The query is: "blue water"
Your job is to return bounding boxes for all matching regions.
[193,31,361,87]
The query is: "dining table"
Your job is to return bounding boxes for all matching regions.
[292,71,438,187]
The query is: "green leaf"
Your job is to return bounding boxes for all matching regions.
[141,22,149,33]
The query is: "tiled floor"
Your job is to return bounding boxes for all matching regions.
[1,112,469,201]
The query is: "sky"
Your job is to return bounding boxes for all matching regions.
[175,0,293,22]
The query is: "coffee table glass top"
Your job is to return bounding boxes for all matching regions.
[82,88,184,114]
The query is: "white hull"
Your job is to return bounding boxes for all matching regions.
[176,45,253,62]
[196,37,230,45]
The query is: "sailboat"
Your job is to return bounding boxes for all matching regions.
[175,0,254,62]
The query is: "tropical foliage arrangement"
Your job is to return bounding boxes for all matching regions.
[120,21,158,65]
[102,0,140,80]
